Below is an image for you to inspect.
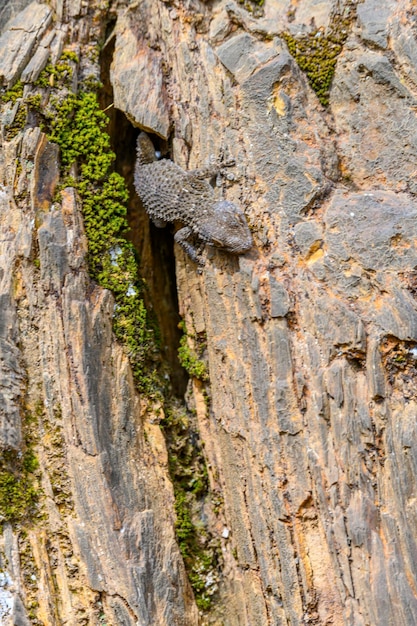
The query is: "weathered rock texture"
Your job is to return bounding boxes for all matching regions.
[2,0,417,625]
[0,3,196,626]
[0,121,196,626]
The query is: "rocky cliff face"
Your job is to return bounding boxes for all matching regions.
[1,0,417,625]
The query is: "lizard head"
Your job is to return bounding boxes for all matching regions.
[202,200,253,255]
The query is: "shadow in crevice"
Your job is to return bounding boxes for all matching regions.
[99,39,187,397]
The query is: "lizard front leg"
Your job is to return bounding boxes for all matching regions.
[190,164,220,180]
[174,227,205,265]
[190,153,236,182]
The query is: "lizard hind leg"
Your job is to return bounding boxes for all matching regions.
[174,226,205,265]
[151,217,168,228]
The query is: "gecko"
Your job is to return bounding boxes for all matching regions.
[134,132,253,265]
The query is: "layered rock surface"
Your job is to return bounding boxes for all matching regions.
[2,0,417,625]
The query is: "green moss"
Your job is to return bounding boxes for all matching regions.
[34,50,77,89]
[1,80,24,103]
[188,551,218,611]
[0,449,40,525]
[162,407,209,494]
[4,103,27,139]
[174,490,196,550]
[47,91,112,172]
[177,322,209,382]
[81,76,103,92]
[18,534,41,623]
[238,0,264,12]
[0,398,43,526]
[3,93,43,141]
[173,487,218,610]
[281,2,356,105]
[161,405,219,611]
[60,50,79,64]
[1,52,158,393]
[36,63,157,393]
[25,94,42,110]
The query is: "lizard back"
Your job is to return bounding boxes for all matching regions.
[134,133,217,231]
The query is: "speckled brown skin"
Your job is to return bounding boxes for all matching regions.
[134,133,253,264]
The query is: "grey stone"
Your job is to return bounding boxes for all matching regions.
[38,211,69,291]
[11,595,31,626]
[325,190,417,271]
[0,181,25,450]
[286,0,332,31]
[367,339,386,400]
[0,337,24,450]
[357,0,395,49]
[294,221,323,257]
[391,21,417,88]
[110,5,170,138]
[269,276,290,318]
[33,140,60,210]
[72,523,104,591]
[0,2,52,86]
[209,8,231,44]
[0,0,33,34]
[325,361,344,408]
[331,48,417,190]
[312,296,366,359]
[216,32,279,83]
[380,515,417,622]
[375,288,417,342]
[346,492,379,550]
[49,26,66,63]
[357,53,410,98]
[242,52,325,224]
[236,39,334,223]
[20,28,55,83]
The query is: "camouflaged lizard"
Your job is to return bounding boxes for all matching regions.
[134,132,253,265]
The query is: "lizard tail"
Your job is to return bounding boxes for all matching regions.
[136,132,157,165]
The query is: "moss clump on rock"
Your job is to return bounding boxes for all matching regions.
[34,50,78,89]
[282,2,356,105]
[1,51,158,393]
[0,449,39,524]
[38,61,157,393]
[161,404,219,611]
[238,0,264,14]
[3,93,44,140]
[4,103,27,140]
[177,321,209,382]
[1,80,24,103]
[0,402,43,526]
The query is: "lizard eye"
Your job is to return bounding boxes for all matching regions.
[234,213,246,226]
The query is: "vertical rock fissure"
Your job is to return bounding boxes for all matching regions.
[99,38,187,396]
[99,41,225,617]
